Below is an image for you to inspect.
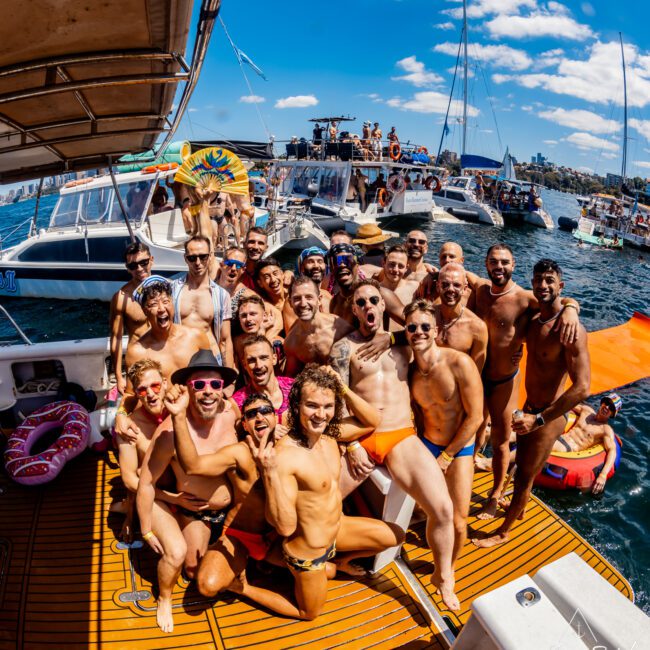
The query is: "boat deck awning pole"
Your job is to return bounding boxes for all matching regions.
[29,177,45,237]
[108,156,136,242]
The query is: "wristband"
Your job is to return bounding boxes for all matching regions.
[116,405,129,417]
[441,451,454,463]
[564,303,578,311]
[390,332,396,346]
[142,531,155,541]
[341,384,349,395]
[347,441,362,451]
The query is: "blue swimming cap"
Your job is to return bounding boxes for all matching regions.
[133,275,171,306]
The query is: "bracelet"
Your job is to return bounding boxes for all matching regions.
[341,384,349,395]
[347,441,362,451]
[390,332,396,345]
[441,451,454,463]
[564,303,578,311]
[142,531,155,541]
[116,405,129,417]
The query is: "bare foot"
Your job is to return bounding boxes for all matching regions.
[474,456,493,472]
[431,571,460,611]
[471,529,509,548]
[334,559,369,578]
[476,497,499,520]
[156,596,174,633]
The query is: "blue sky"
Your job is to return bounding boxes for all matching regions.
[176,0,650,179]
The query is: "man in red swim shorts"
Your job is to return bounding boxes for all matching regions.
[329,279,460,611]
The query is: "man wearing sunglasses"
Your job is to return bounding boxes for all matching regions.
[136,349,239,633]
[405,299,484,570]
[109,242,154,395]
[216,246,252,315]
[171,235,234,370]
[329,279,460,612]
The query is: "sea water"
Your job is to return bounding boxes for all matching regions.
[0,190,648,612]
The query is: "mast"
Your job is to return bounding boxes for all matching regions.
[620,32,628,182]
[462,0,468,156]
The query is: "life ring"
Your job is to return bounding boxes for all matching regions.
[141,162,179,174]
[377,188,387,207]
[424,175,442,193]
[417,146,428,155]
[386,174,406,195]
[533,412,622,491]
[4,401,90,485]
[64,178,93,188]
[389,142,401,161]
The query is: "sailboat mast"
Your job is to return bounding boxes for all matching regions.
[462,0,468,156]
[620,32,628,182]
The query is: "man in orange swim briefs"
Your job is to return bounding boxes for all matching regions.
[329,279,460,611]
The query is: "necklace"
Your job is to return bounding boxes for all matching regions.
[439,306,464,342]
[539,310,562,325]
[490,282,516,297]
[417,349,441,377]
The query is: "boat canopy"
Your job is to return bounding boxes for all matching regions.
[460,154,502,172]
[0,0,220,184]
[190,140,275,160]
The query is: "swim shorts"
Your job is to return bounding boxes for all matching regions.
[359,427,416,464]
[420,438,475,459]
[226,527,273,561]
[283,542,336,572]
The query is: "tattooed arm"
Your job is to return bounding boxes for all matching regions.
[328,336,351,388]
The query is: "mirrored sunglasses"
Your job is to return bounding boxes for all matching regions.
[224,259,245,269]
[135,382,162,397]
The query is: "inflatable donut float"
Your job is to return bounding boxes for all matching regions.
[4,401,90,486]
[534,412,622,491]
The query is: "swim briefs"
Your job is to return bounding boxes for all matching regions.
[482,369,519,396]
[226,527,272,561]
[359,426,416,464]
[283,542,336,572]
[555,435,572,452]
[420,438,475,459]
[177,506,227,546]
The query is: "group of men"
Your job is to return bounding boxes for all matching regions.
[110,217,620,633]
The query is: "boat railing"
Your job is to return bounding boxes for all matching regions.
[0,215,33,253]
[0,304,32,345]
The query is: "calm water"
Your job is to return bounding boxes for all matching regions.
[1,191,649,612]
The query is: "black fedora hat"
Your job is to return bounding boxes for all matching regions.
[171,349,238,387]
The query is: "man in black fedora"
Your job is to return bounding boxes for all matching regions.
[136,349,239,633]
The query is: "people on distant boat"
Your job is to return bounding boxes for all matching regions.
[362,121,374,161]
[311,122,324,157]
[474,173,485,202]
[355,168,369,212]
[473,259,590,548]
[151,185,171,214]
[110,242,154,395]
[387,126,399,144]
[136,349,239,633]
[371,122,382,161]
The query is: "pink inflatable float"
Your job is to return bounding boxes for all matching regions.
[4,401,90,485]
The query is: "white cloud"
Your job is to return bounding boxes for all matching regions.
[444,0,536,19]
[634,161,650,169]
[486,9,593,41]
[630,118,650,141]
[392,56,443,87]
[538,108,620,134]
[602,152,618,159]
[535,48,565,69]
[543,139,558,145]
[188,108,198,113]
[492,40,650,109]
[387,91,479,117]
[565,132,619,152]
[434,21,455,30]
[274,95,319,109]
[581,2,595,16]
[239,95,266,104]
[434,41,532,71]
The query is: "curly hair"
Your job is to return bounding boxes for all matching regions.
[286,365,343,446]
[127,358,163,389]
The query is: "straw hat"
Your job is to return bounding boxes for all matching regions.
[352,223,393,245]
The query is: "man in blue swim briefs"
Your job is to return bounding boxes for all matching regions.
[405,299,484,568]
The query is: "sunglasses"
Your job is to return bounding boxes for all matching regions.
[355,295,381,308]
[188,378,224,391]
[224,259,245,269]
[406,322,432,333]
[185,253,210,263]
[135,382,162,397]
[243,405,275,420]
[333,254,355,267]
[126,258,151,270]
[407,238,427,245]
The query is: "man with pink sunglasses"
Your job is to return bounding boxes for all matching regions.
[137,349,239,633]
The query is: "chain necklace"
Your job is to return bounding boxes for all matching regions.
[489,282,517,297]
[439,306,464,342]
[417,349,442,377]
[539,310,562,325]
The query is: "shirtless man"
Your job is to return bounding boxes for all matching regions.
[241,226,268,291]
[329,280,459,610]
[405,299,484,566]
[379,245,420,322]
[115,358,168,541]
[473,244,580,520]
[371,122,382,162]
[297,246,332,312]
[109,242,153,394]
[216,246,252,315]
[233,294,279,370]
[474,259,590,547]
[136,350,239,632]
[256,257,295,335]
[553,394,621,495]
[232,335,294,416]
[171,236,234,368]
[434,263,488,371]
[404,230,430,283]
[232,367,402,620]
[283,276,354,376]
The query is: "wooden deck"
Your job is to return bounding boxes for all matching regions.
[0,452,632,649]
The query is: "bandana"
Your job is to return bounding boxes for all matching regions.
[298,247,327,266]
[133,275,171,306]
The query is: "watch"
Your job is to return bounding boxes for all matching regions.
[534,413,545,428]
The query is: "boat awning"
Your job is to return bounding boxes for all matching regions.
[460,154,503,172]
[0,0,204,184]
[190,140,275,160]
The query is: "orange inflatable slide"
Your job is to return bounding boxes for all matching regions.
[519,311,650,405]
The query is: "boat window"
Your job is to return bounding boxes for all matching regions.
[292,166,321,195]
[275,165,294,195]
[16,235,133,263]
[445,190,466,202]
[79,188,113,224]
[49,193,80,228]
[318,165,347,203]
[109,180,155,223]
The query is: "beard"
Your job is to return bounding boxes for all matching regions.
[488,267,512,286]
